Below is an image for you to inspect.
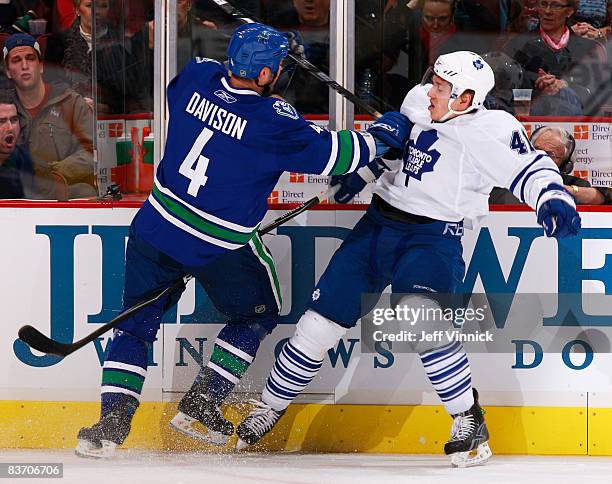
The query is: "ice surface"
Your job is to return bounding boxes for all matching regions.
[2,450,612,484]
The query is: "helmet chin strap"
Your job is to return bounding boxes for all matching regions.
[437,98,477,122]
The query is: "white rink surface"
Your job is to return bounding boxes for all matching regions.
[3,450,612,484]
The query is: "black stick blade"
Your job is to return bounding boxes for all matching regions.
[18,325,71,357]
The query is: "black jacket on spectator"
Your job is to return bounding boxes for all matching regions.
[505,30,606,114]
[0,144,34,199]
[46,18,130,114]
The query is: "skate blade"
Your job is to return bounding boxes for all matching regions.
[235,438,249,451]
[75,439,117,459]
[169,412,230,446]
[450,442,492,468]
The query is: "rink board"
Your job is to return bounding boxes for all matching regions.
[1,205,612,454]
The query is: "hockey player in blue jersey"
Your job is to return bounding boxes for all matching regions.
[235,51,581,466]
[74,23,411,458]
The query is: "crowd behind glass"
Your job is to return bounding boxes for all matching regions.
[0,0,610,201]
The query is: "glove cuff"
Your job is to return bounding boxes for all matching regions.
[536,184,576,214]
[361,132,377,161]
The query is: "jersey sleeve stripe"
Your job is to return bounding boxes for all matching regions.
[148,195,244,250]
[330,130,355,175]
[320,131,339,176]
[519,167,561,203]
[509,153,547,193]
[347,131,362,173]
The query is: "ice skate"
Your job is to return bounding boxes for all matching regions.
[444,389,492,467]
[235,399,285,450]
[170,383,234,446]
[75,396,138,459]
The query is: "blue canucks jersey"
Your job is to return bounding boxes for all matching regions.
[133,58,376,266]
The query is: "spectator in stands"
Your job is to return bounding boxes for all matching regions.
[489,125,611,204]
[509,0,541,32]
[532,126,611,204]
[45,0,128,114]
[571,0,611,40]
[404,0,458,87]
[505,0,607,115]
[3,33,96,199]
[264,0,331,114]
[126,0,230,113]
[0,89,34,198]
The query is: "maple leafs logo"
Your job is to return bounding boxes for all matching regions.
[402,129,441,182]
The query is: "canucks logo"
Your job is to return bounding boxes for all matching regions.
[273,100,299,120]
[473,59,484,70]
[402,129,441,183]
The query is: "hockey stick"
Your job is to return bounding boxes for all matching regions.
[17,276,192,358]
[208,0,382,118]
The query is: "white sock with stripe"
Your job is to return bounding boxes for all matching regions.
[262,310,346,411]
[419,341,474,415]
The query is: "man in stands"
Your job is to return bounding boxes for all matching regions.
[3,33,96,199]
[0,89,33,198]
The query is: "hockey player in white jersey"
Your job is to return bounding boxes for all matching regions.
[234,51,581,467]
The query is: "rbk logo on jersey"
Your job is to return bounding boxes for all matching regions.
[443,222,464,237]
[402,129,441,182]
[214,90,237,104]
[195,57,218,64]
[273,100,299,120]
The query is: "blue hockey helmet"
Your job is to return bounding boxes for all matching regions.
[227,23,289,79]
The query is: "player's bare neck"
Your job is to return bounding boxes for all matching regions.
[229,75,262,95]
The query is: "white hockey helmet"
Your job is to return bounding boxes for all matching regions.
[423,51,495,119]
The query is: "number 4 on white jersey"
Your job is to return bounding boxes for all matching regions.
[179,127,214,197]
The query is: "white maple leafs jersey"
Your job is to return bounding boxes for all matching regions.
[374,84,564,224]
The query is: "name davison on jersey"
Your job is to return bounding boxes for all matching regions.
[185,92,247,140]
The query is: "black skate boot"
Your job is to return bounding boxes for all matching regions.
[170,375,234,446]
[235,399,285,450]
[444,388,492,467]
[75,395,139,459]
